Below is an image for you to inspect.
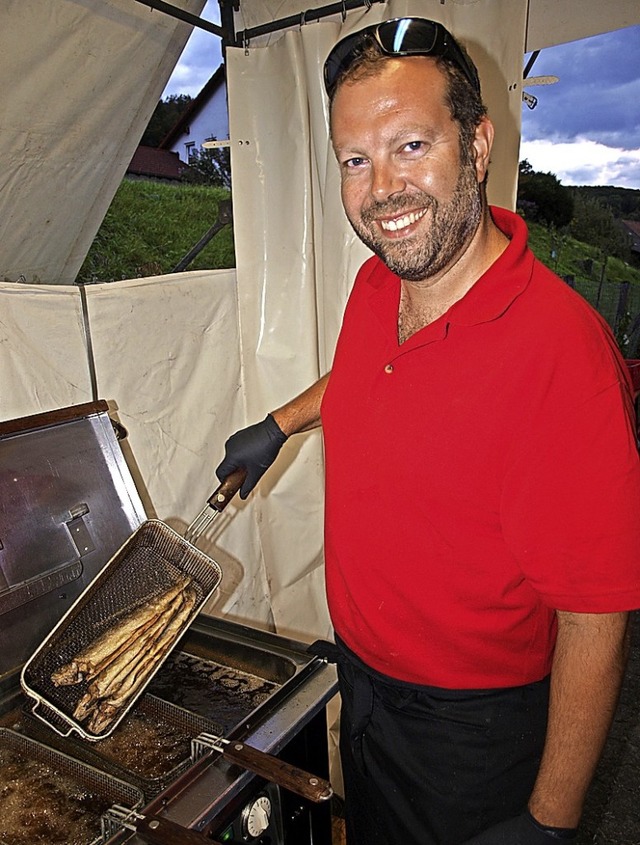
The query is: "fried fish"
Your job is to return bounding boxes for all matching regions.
[52,577,191,687]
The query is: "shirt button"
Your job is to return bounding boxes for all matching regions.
[384,364,394,374]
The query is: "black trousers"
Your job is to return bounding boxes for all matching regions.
[336,637,550,845]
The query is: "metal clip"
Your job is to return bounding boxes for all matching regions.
[102,806,143,838]
[65,503,96,557]
[191,731,230,761]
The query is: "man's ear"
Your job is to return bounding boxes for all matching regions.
[472,117,494,183]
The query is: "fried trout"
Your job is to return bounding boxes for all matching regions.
[52,577,191,687]
[86,587,198,733]
[72,590,186,722]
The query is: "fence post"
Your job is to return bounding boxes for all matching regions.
[615,280,631,335]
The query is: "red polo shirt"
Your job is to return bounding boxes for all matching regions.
[321,206,640,688]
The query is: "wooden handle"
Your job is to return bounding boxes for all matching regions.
[207,468,247,512]
[135,815,223,845]
[222,740,333,803]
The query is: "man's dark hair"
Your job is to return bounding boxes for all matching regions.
[438,59,488,164]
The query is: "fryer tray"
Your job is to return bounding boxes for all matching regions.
[0,727,143,845]
[23,693,224,801]
[20,520,223,742]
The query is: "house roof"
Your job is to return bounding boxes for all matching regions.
[159,64,226,150]
[127,145,188,180]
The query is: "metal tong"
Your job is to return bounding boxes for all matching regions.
[184,468,247,545]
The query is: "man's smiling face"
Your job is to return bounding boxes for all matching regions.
[331,56,485,283]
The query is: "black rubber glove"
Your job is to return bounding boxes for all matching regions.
[215,414,287,499]
[462,812,578,844]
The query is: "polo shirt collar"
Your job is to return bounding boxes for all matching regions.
[448,206,534,327]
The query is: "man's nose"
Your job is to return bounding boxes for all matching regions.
[370,160,406,200]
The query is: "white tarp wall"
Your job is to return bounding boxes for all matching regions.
[0,271,278,627]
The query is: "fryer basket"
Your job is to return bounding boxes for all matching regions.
[22,693,224,800]
[20,520,223,741]
[0,727,143,845]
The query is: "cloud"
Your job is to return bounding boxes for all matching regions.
[520,25,640,187]
[520,138,640,188]
[522,26,640,151]
[163,3,222,98]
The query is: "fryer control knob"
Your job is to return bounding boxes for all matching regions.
[242,794,272,839]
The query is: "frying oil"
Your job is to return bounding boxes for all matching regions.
[0,747,109,844]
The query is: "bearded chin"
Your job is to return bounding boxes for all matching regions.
[380,239,445,281]
[368,237,442,281]
[350,210,478,282]
[347,164,483,282]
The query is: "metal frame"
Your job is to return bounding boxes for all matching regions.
[133,0,385,50]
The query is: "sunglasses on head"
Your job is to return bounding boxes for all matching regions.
[323,17,481,97]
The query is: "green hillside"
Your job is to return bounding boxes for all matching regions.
[526,221,640,356]
[77,179,235,282]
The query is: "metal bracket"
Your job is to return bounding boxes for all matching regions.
[102,805,142,838]
[65,504,96,557]
[191,731,229,761]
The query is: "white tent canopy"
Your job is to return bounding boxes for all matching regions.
[1,0,640,643]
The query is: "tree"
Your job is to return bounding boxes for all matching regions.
[573,186,640,222]
[141,94,192,147]
[570,193,631,263]
[519,159,534,178]
[183,144,231,190]
[517,161,574,229]
[570,192,632,307]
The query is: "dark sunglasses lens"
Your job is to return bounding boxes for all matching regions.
[324,30,372,93]
[376,19,438,54]
[324,18,479,96]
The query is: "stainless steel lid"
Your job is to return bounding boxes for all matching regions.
[0,401,146,677]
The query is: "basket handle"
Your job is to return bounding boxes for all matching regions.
[29,698,76,738]
[206,468,247,512]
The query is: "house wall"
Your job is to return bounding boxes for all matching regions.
[169,87,229,162]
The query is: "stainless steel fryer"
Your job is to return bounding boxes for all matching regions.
[0,401,338,845]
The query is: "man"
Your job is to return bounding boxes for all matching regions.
[216,18,640,845]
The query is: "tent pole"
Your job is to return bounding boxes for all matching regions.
[132,0,224,37]
[230,0,385,47]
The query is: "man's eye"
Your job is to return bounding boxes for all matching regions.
[344,157,367,168]
[404,141,424,152]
